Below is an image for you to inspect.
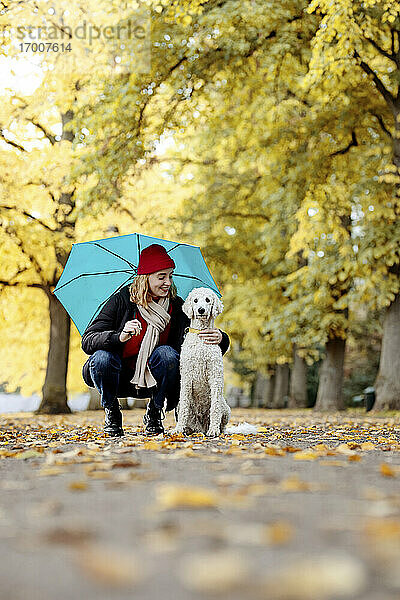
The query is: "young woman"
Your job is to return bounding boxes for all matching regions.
[81,244,230,436]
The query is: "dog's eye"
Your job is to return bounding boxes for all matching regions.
[194,298,198,303]
[205,298,210,302]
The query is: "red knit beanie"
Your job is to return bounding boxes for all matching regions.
[137,244,175,275]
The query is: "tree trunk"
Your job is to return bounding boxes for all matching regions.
[288,346,308,408]
[272,364,289,408]
[87,387,102,410]
[373,293,400,410]
[119,397,130,409]
[252,372,274,407]
[264,371,275,408]
[265,377,275,408]
[36,293,71,414]
[373,93,400,410]
[314,337,346,411]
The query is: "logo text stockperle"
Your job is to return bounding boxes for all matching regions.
[13,20,147,45]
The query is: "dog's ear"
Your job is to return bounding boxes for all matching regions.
[211,295,224,317]
[182,293,194,319]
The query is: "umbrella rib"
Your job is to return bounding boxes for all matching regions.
[167,243,181,253]
[55,269,134,291]
[172,273,210,285]
[85,276,134,329]
[91,243,137,269]
[167,242,199,252]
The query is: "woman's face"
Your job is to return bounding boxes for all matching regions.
[148,268,173,299]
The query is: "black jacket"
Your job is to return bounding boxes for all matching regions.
[81,285,230,390]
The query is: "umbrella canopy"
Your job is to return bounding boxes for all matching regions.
[53,233,221,335]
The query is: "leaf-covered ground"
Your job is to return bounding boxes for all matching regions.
[0,408,399,600]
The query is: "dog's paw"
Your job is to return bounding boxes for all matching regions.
[172,426,184,435]
[206,428,220,438]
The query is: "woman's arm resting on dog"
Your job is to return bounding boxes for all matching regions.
[198,329,222,344]
[198,328,230,354]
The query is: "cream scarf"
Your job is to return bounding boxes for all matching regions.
[130,296,171,389]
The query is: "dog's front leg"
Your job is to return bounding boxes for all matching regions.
[206,369,224,438]
[173,375,192,434]
[220,403,231,433]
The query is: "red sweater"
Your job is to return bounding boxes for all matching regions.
[122,303,173,369]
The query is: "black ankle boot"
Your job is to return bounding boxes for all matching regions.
[104,401,124,437]
[143,398,164,435]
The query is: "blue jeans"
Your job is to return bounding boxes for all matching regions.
[88,345,180,410]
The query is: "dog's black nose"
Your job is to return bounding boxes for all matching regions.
[198,307,205,314]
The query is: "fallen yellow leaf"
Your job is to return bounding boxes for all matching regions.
[264,446,286,456]
[155,484,219,509]
[293,449,320,461]
[68,481,88,491]
[361,442,375,451]
[267,521,294,545]
[280,475,311,492]
[319,460,349,467]
[348,454,361,462]
[313,443,330,452]
[380,463,396,477]
[346,441,361,450]
[168,448,197,458]
[225,445,243,455]
[38,466,65,476]
[335,443,356,456]
[144,440,162,451]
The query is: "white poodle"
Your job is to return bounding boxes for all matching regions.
[174,287,231,437]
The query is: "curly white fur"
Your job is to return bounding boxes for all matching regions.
[174,287,231,437]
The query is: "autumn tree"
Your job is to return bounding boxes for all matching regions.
[66,0,399,411]
[0,0,151,411]
[302,0,400,409]
[69,0,316,396]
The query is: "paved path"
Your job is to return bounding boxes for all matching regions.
[0,409,399,600]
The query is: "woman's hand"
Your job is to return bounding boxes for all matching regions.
[119,319,142,342]
[198,328,223,344]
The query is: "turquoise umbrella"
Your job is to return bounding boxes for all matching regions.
[53,233,221,335]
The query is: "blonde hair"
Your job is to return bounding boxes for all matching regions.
[129,275,177,307]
